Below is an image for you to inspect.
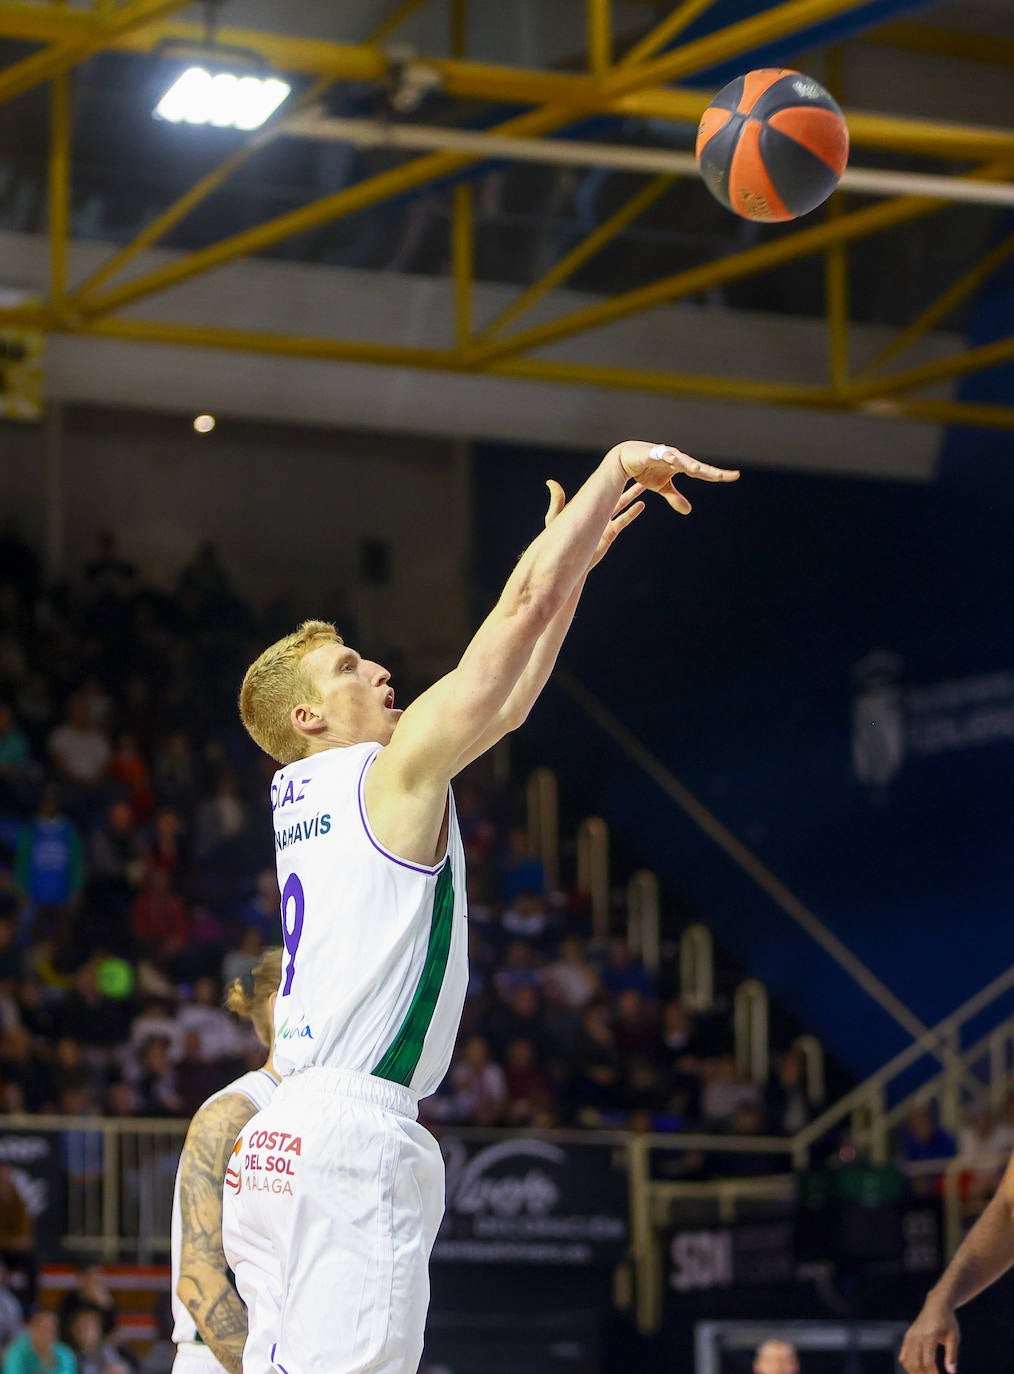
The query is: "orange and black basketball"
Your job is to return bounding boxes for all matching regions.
[696,69,850,223]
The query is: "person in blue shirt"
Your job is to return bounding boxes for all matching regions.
[2,1309,76,1374]
[13,787,84,943]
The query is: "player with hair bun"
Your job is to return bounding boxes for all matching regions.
[171,948,283,1374]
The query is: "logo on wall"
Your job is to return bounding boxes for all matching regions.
[852,652,1014,786]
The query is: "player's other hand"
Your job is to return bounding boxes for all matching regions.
[610,440,739,515]
[899,1299,960,1374]
[545,478,646,569]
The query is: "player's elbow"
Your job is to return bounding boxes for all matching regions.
[506,580,564,631]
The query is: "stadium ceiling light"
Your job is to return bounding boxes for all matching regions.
[154,66,291,131]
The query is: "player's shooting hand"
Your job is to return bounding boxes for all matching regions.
[545,478,646,569]
[611,440,739,515]
[899,1299,960,1374]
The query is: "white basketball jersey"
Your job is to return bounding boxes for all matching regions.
[269,741,468,1097]
[171,1068,279,1348]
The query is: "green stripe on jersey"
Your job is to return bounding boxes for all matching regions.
[373,860,454,1087]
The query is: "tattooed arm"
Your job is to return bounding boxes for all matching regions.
[177,1092,260,1374]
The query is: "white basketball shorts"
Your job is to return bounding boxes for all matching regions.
[172,1342,230,1373]
[221,1066,444,1374]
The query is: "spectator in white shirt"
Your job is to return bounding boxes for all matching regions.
[47,697,110,790]
[451,1036,508,1126]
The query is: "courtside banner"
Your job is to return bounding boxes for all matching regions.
[432,1134,629,1266]
[0,1129,65,1258]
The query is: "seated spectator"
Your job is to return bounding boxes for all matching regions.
[13,676,55,759]
[151,732,194,810]
[701,1056,761,1130]
[53,962,133,1051]
[233,870,279,946]
[899,1105,957,1199]
[47,696,110,794]
[602,937,655,999]
[14,787,84,939]
[503,1038,556,1127]
[500,892,553,947]
[222,927,263,992]
[541,936,599,1010]
[754,1339,800,1374]
[488,985,549,1059]
[0,1260,23,1347]
[59,1265,116,1342]
[83,533,137,612]
[130,868,190,967]
[0,1030,53,1114]
[2,1309,75,1374]
[764,1048,816,1135]
[146,810,186,885]
[128,999,181,1064]
[66,1307,130,1374]
[491,941,543,1003]
[570,1004,622,1119]
[193,769,246,861]
[176,977,246,1064]
[450,1036,507,1126]
[620,1057,666,1117]
[613,989,658,1061]
[497,828,544,903]
[87,802,147,930]
[721,1103,780,1177]
[133,1035,183,1117]
[0,705,32,813]
[107,734,153,825]
[958,1107,1008,1214]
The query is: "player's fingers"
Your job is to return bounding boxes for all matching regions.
[613,481,646,514]
[943,1328,959,1373]
[609,501,646,536]
[544,479,566,527]
[682,458,741,483]
[659,484,692,515]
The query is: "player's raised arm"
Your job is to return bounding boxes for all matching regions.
[900,1151,1014,1374]
[365,441,737,861]
[177,1092,261,1374]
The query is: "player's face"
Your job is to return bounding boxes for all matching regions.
[302,643,402,747]
[754,1347,799,1374]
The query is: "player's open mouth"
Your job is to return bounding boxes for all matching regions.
[384,689,396,710]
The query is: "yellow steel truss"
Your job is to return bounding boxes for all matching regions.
[0,0,1010,432]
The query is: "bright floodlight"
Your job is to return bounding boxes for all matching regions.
[154,67,290,131]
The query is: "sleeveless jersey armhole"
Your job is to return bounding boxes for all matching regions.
[356,747,449,876]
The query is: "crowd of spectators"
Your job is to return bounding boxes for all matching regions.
[0,523,820,1150]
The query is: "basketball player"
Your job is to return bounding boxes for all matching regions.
[172,949,283,1374]
[900,1151,1014,1374]
[223,440,740,1374]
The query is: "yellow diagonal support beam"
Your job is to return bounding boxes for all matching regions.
[586,0,612,74]
[452,183,473,347]
[619,0,721,68]
[35,314,1014,431]
[475,174,672,345]
[48,72,70,304]
[602,0,874,96]
[72,104,579,318]
[849,335,1014,400]
[857,230,1014,379]
[0,7,1011,163]
[72,0,430,299]
[0,0,191,107]
[868,21,1014,68]
[464,163,1012,370]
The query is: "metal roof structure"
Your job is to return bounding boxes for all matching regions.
[0,0,1010,432]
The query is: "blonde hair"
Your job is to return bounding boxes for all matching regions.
[224,947,283,1047]
[239,620,343,764]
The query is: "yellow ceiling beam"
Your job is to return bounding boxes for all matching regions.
[618,0,721,68]
[848,335,1014,400]
[463,163,1012,370]
[475,174,673,345]
[857,229,1014,380]
[867,21,1014,68]
[0,7,1011,164]
[48,71,70,304]
[70,0,430,298]
[600,0,874,96]
[586,0,612,75]
[0,0,193,107]
[0,310,1004,431]
[452,183,473,347]
[70,104,578,316]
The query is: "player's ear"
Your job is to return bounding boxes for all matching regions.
[291,703,325,737]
